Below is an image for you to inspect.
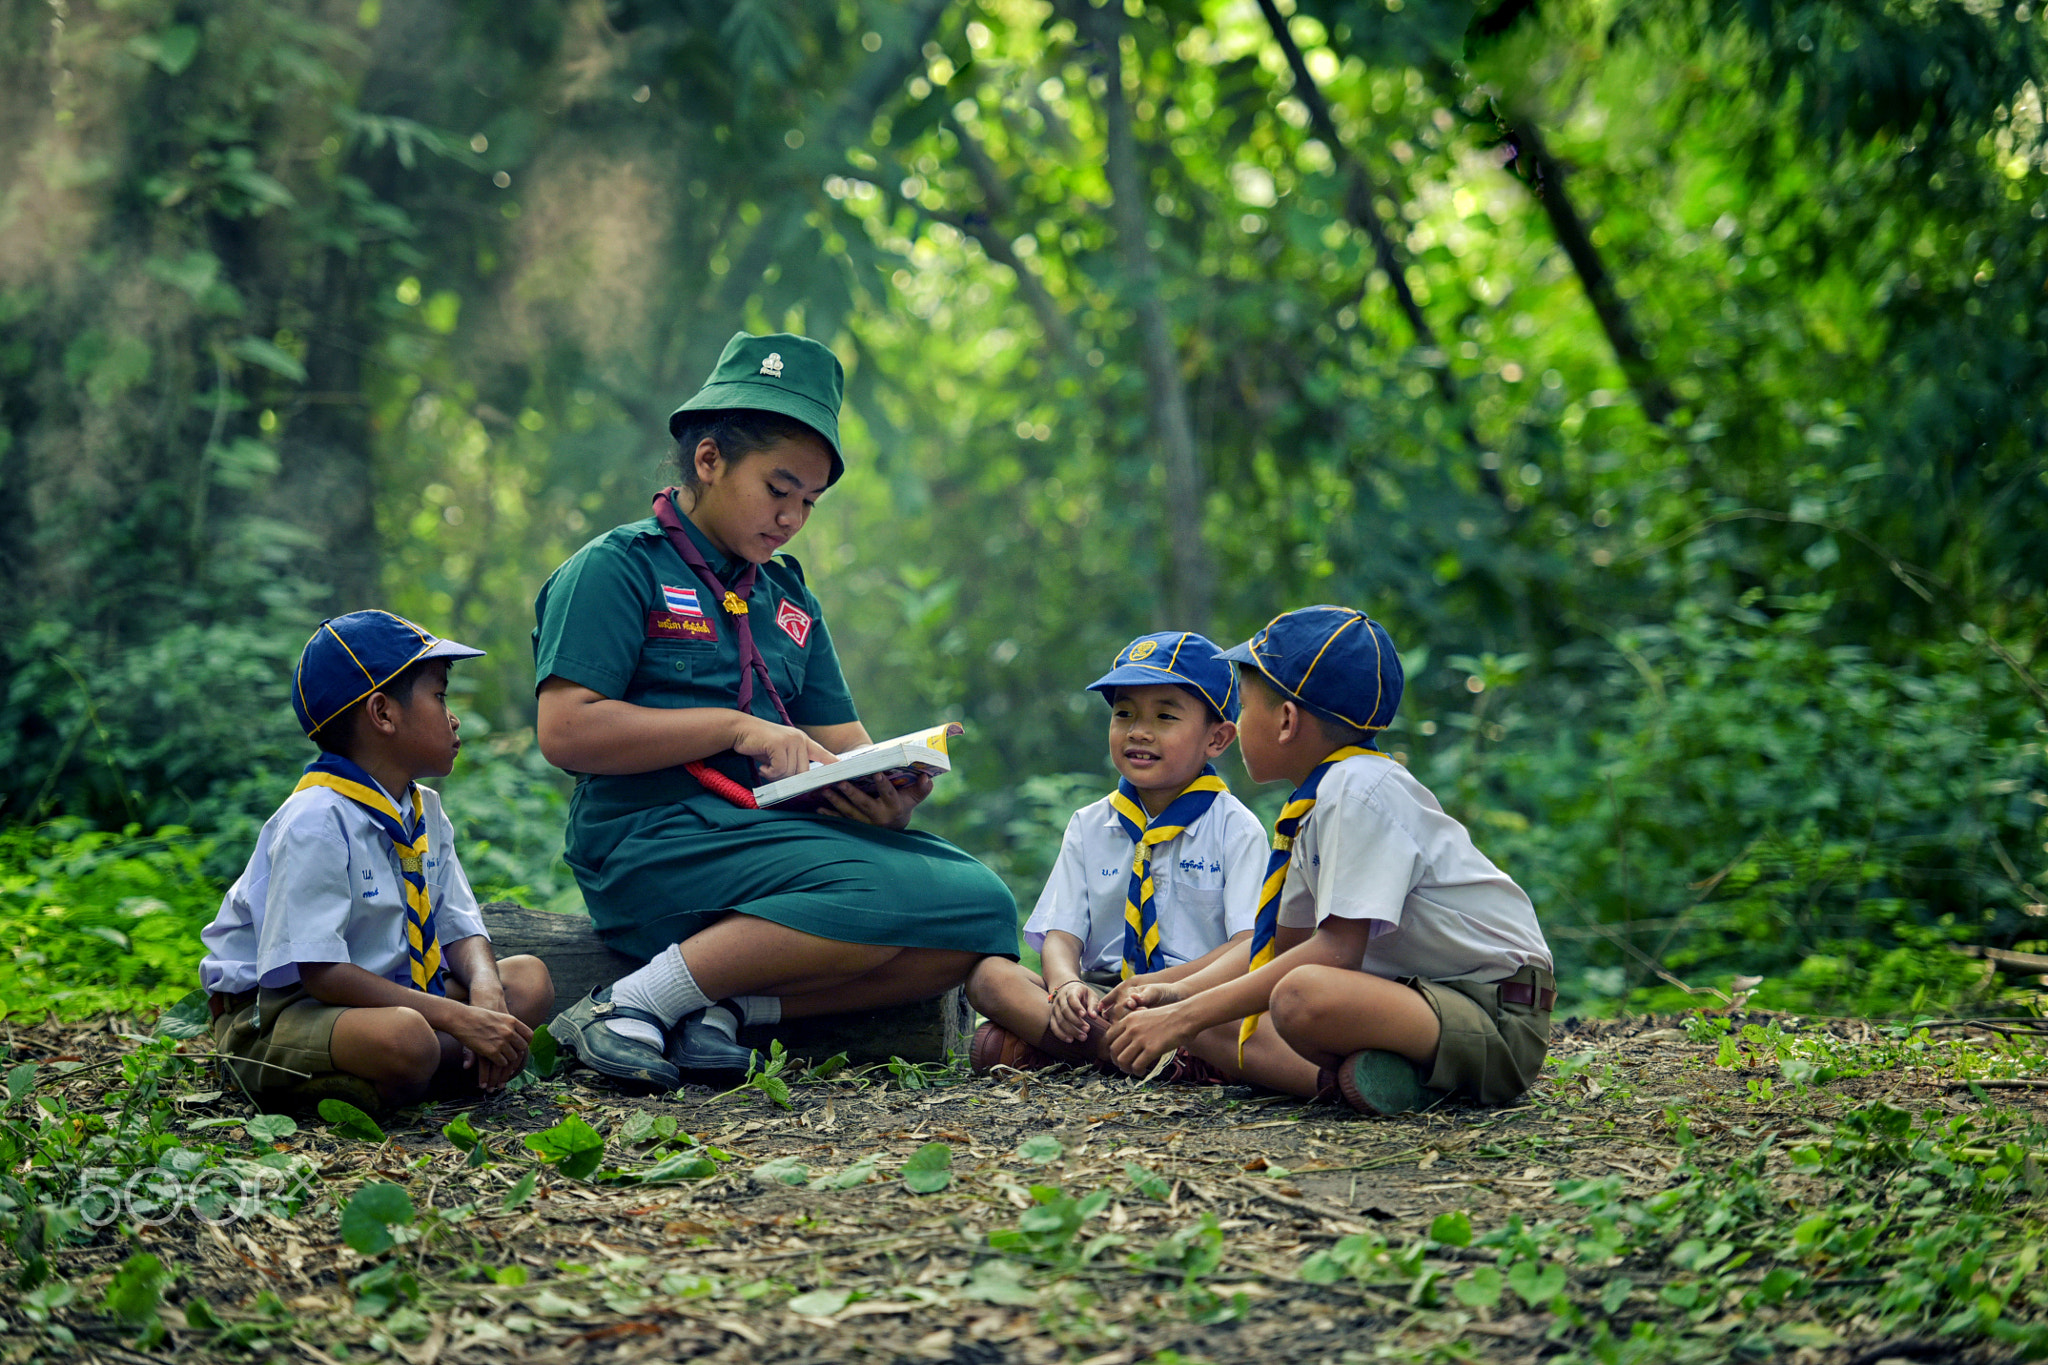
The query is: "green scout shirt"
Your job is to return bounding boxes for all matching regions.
[532,512,858,801]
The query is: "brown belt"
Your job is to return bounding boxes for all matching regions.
[208,989,258,1020]
[1499,981,1556,1011]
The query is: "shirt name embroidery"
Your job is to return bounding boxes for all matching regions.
[646,610,718,643]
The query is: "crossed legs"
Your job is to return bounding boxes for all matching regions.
[326,955,553,1106]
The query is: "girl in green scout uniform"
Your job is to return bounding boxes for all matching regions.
[534,332,1018,1089]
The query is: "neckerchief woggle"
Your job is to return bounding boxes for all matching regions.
[1110,765,1229,979]
[1237,745,1383,1060]
[653,489,795,728]
[295,754,446,995]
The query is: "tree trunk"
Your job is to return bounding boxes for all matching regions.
[1073,0,1213,631]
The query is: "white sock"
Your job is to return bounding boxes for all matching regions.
[699,995,777,1040]
[603,946,710,1051]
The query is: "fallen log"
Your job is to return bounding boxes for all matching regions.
[1951,944,2048,979]
[479,901,976,1065]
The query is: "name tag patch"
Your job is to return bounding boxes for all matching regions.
[776,599,813,647]
[646,610,718,643]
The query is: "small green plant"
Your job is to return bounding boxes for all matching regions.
[718,1040,793,1108]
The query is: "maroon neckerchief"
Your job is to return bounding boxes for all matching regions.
[652,488,794,728]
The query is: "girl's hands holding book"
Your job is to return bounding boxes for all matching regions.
[819,772,930,829]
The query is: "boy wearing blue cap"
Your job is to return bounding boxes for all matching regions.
[966,633,1269,1072]
[1103,606,1553,1114]
[199,611,553,1109]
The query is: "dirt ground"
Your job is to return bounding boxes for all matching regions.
[5,1011,2043,1365]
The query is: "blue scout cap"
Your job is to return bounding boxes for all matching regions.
[293,610,485,739]
[1086,631,1240,723]
[1219,606,1403,734]
[669,332,846,484]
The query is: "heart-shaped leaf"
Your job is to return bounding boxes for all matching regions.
[340,1183,414,1256]
[1507,1258,1566,1307]
[247,1113,297,1144]
[1452,1264,1504,1308]
[902,1141,953,1194]
[1016,1134,1063,1164]
[525,1113,604,1180]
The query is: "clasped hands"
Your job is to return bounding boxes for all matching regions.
[1048,975,1202,1076]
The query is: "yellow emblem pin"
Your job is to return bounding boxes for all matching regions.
[1128,640,1157,661]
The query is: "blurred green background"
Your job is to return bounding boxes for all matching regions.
[1,0,2043,1019]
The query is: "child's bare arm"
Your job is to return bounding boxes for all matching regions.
[296,962,531,1074]
[1149,931,1251,983]
[440,935,506,1009]
[1103,919,1371,1075]
[1102,932,1258,1018]
[1119,931,1252,997]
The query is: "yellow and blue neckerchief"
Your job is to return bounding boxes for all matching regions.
[1238,745,1383,1059]
[1109,765,1229,979]
[294,754,446,995]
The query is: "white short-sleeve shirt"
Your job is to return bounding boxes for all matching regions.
[1025,791,1269,975]
[1276,753,1551,982]
[198,780,489,994]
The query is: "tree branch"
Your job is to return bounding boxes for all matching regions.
[1069,0,1214,628]
[1496,110,1681,427]
[1256,0,1506,504]
[935,114,1081,365]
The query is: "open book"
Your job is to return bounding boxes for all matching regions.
[751,722,966,810]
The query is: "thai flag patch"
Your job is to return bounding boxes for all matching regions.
[661,585,704,618]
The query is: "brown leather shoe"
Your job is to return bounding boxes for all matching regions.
[1156,1048,1227,1086]
[970,1022,1055,1074]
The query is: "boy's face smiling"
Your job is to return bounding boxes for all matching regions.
[1108,684,1235,816]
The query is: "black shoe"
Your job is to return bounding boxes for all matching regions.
[664,1004,760,1084]
[547,986,681,1091]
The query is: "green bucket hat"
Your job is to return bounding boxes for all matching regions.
[668,331,846,484]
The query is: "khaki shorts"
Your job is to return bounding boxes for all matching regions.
[1404,964,1554,1106]
[212,984,351,1096]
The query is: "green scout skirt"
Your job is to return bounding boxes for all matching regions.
[565,772,1020,965]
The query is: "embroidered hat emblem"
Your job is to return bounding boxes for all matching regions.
[1128,640,1157,660]
[776,599,813,647]
[759,352,784,378]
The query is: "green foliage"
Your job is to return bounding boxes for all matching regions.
[319,1100,387,1144]
[523,1113,604,1180]
[339,1183,415,1256]
[900,1141,954,1194]
[0,824,222,1019]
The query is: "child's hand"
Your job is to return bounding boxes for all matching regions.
[1100,974,1173,1019]
[1103,992,1196,1076]
[448,1004,532,1091]
[1046,980,1102,1044]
